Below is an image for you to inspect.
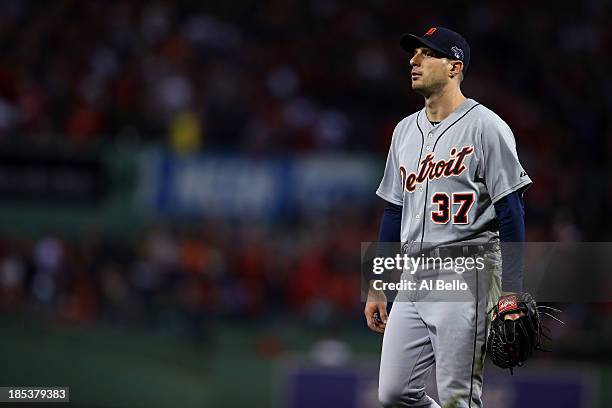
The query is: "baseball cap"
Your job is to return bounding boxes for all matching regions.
[400,27,470,72]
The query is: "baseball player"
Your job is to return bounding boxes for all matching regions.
[364,27,532,407]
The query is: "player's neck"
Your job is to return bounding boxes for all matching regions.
[423,87,467,123]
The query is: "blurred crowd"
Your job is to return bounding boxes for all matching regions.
[0,1,610,237]
[0,0,611,352]
[0,217,608,359]
[0,216,373,341]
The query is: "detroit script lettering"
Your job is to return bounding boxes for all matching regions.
[399,146,474,193]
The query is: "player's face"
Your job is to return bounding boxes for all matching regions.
[409,47,451,95]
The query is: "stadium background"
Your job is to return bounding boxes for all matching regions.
[0,1,610,407]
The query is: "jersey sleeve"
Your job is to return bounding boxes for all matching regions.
[480,117,533,203]
[376,122,404,206]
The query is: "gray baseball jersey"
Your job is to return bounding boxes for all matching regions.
[376,98,532,249]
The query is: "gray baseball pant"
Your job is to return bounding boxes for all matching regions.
[378,252,501,407]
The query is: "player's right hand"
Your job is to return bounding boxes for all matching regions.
[364,295,388,334]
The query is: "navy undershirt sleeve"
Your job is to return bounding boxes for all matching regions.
[378,201,402,243]
[494,191,526,292]
[371,201,402,282]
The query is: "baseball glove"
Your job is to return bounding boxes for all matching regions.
[486,292,563,374]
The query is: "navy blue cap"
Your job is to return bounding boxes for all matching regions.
[400,27,470,72]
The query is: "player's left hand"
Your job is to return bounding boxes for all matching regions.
[487,292,563,373]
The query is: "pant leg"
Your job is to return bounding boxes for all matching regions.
[416,252,501,408]
[415,299,486,408]
[378,301,441,408]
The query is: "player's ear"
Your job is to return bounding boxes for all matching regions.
[449,60,463,79]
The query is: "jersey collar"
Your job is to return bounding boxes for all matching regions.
[420,98,479,134]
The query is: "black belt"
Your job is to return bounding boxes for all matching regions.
[405,243,498,259]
